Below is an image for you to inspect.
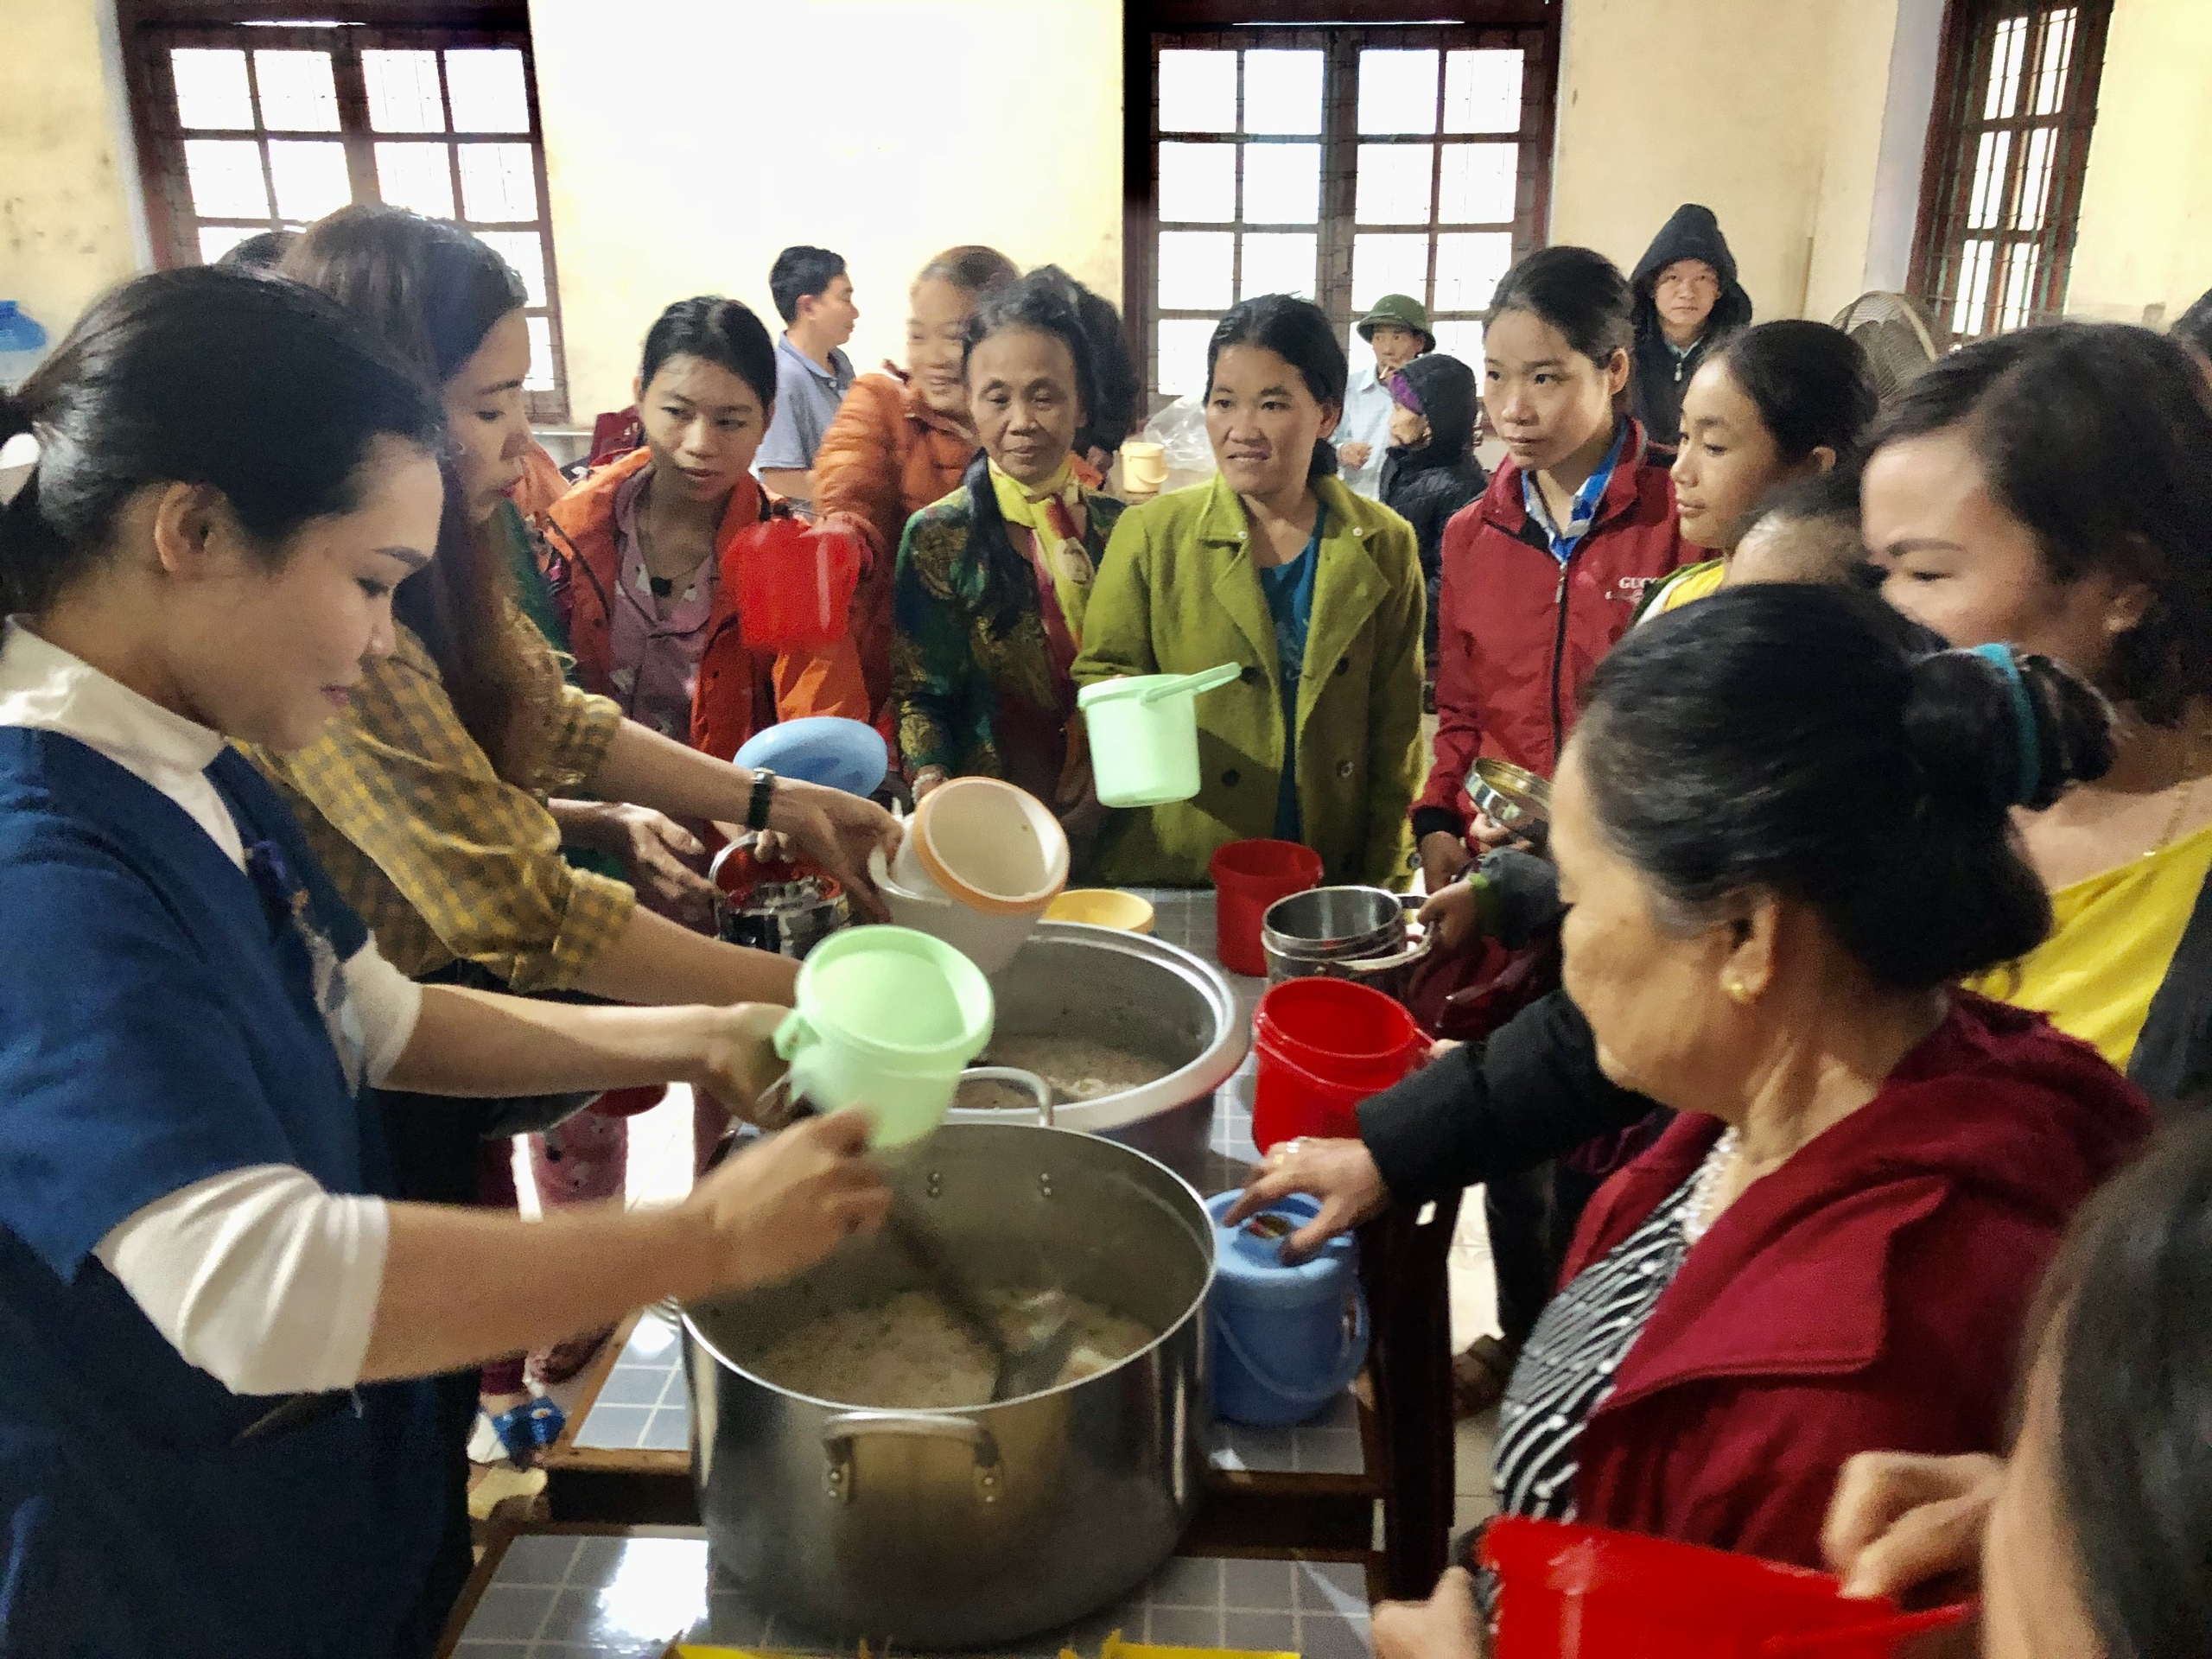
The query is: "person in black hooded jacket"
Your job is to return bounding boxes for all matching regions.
[1379,352,1486,664]
[1630,203,1753,454]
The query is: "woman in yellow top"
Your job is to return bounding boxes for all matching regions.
[1640,320,1879,620]
[260,207,896,1582]
[1072,295,1426,888]
[1864,321,2212,1098]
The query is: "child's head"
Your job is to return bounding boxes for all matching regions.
[283,206,531,531]
[1482,247,1633,476]
[908,246,1020,419]
[1205,295,1349,499]
[633,298,778,508]
[768,245,856,346]
[963,268,1099,487]
[1387,372,1430,448]
[1673,320,1878,553]
[1,267,446,753]
[1726,466,1868,589]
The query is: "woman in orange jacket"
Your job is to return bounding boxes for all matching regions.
[543,296,868,763]
[814,245,1020,739]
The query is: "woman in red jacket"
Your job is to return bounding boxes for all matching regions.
[543,296,868,762]
[1414,247,1688,895]
[1478,585,2145,1567]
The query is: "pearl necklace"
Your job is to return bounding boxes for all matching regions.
[1681,1128,1742,1245]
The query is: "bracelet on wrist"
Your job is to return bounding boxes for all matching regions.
[745,767,777,833]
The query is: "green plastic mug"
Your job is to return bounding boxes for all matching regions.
[1077,664,1243,809]
[772,925,995,1149]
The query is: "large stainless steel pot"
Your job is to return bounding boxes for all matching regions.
[1261,885,1431,1001]
[946,921,1248,1187]
[684,1122,1214,1648]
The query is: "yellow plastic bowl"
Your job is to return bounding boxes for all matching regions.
[1044,888,1156,934]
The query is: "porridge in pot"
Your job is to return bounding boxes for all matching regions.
[960,1036,1174,1111]
[750,1289,1156,1408]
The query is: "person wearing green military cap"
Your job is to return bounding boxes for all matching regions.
[1334,294,1434,498]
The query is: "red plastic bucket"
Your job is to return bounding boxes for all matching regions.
[1211,838,1325,976]
[1480,1517,1968,1659]
[733,516,862,651]
[1251,978,1425,1150]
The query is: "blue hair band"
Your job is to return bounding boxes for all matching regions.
[1970,642,2042,806]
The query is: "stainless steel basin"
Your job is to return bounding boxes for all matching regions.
[946,921,1249,1186]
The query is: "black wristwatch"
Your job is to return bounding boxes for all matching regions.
[745,767,777,833]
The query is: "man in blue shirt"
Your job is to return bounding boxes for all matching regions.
[756,245,859,509]
[1332,294,1432,499]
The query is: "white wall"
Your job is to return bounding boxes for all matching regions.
[530,0,1125,421]
[0,0,146,365]
[2067,0,2212,325]
[1549,0,1912,323]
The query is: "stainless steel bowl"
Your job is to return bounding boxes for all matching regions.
[943,921,1249,1187]
[684,1121,1214,1648]
[1261,885,1432,1001]
[1467,757,1554,842]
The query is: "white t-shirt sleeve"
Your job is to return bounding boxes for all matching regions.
[93,1166,390,1396]
[343,938,423,1088]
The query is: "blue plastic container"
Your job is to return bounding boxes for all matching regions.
[1203,1190,1370,1427]
[0,302,49,392]
[734,715,887,798]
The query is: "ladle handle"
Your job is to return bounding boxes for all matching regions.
[884,1198,1014,1364]
[1138,662,1243,705]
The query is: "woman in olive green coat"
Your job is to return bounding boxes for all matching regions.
[1074,296,1426,889]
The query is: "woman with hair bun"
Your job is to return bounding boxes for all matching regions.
[1073,293,1426,888]
[1455,586,2145,1568]
[0,266,887,1657]
[890,266,1136,865]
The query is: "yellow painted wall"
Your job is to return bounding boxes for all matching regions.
[2066,0,2212,325]
[1549,0,1905,323]
[0,0,144,358]
[530,0,1125,421]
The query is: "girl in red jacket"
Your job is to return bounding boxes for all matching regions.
[1414,247,1689,896]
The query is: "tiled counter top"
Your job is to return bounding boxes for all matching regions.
[443,1525,1377,1659]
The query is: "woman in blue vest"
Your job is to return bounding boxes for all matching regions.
[0,266,890,1657]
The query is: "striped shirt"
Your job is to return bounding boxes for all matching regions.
[1492,1162,1703,1520]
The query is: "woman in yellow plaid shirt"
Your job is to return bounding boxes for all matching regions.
[257,208,898,1527]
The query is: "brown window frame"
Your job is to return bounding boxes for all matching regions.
[1124,0,1559,413]
[1909,0,2112,345]
[118,2,570,423]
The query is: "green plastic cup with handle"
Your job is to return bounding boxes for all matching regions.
[772,925,996,1149]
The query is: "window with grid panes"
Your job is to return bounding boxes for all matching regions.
[1911,2,2111,344]
[1143,24,1554,404]
[125,19,570,420]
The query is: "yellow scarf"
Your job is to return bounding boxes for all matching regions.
[988,456,1095,610]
